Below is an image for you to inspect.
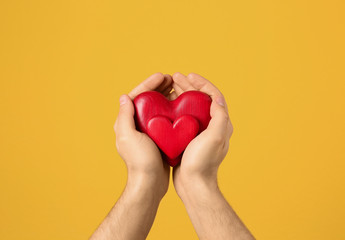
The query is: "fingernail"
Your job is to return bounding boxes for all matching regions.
[119,95,127,106]
[216,96,225,106]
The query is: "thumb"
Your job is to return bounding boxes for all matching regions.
[114,94,136,135]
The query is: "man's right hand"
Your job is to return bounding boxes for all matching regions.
[114,72,173,200]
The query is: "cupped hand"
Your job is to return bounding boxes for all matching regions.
[169,72,233,198]
[114,72,173,199]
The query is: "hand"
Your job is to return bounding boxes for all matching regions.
[114,72,173,199]
[90,73,174,240]
[169,72,233,198]
[92,72,253,240]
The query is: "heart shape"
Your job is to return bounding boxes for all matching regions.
[147,115,199,166]
[133,90,211,166]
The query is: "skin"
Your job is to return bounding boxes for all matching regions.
[89,72,255,240]
[89,73,172,240]
[171,72,255,240]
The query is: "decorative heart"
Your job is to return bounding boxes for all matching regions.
[133,90,211,166]
[147,115,199,166]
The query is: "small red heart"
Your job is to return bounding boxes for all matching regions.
[147,115,199,166]
[134,90,211,166]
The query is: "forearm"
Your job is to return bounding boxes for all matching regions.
[178,176,254,240]
[90,174,162,240]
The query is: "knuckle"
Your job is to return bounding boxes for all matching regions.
[187,72,199,82]
[187,72,198,78]
[115,141,120,151]
[116,134,130,147]
[218,110,229,121]
[172,72,182,79]
[113,120,118,132]
[222,141,230,153]
[155,72,164,77]
[228,122,234,136]
[209,134,224,146]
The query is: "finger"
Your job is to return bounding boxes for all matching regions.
[186,72,228,112]
[186,73,222,97]
[114,94,136,136]
[172,82,184,95]
[206,95,232,139]
[162,85,173,97]
[172,72,196,91]
[168,90,178,100]
[128,72,165,99]
[226,119,234,140]
[156,74,173,93]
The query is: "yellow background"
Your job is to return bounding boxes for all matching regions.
[1,0,344,239]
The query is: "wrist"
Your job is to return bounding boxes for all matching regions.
[126,171,168,202]
[174,173,220,202]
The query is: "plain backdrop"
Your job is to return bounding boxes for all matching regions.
[0,0,344,239]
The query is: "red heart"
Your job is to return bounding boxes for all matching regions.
[147,115,199,166]
[133,91,211,166]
